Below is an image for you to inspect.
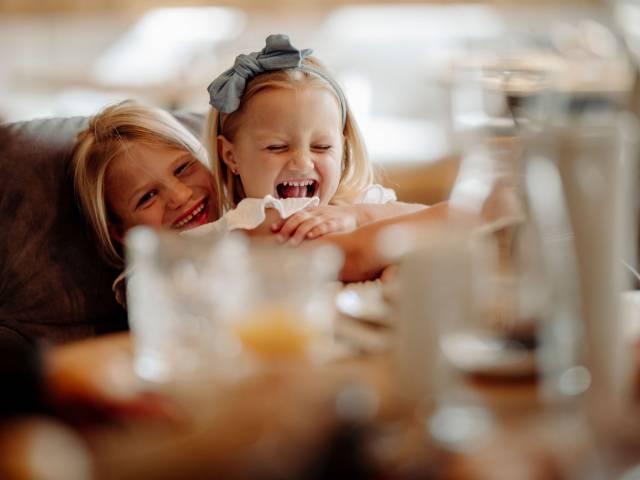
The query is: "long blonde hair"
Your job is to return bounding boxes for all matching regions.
[73,100,214,267]
[205,56,374,211]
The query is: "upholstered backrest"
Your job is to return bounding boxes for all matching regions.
[0,111,204,346]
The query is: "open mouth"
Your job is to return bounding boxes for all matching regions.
[275,180,318,199]
[172,198,209,230]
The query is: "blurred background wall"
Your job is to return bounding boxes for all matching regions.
[0,0,629,204]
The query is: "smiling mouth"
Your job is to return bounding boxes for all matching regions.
[173,199,208,229]
[276,180,318,199]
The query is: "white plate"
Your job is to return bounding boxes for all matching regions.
[334,317,390,354]
[440,332,537,378]
[335,281,392,325]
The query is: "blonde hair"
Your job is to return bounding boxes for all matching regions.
[73,100,215,267]
[205,56,374,211]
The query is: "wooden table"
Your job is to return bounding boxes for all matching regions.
[3,326,640,480]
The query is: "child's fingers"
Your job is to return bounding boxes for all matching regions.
[305,222,331,240]
[277,211,312,241]
[270,218,285,232]
[287,218,325,246]
[306,217,356,239]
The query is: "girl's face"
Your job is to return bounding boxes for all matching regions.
[219,86,344,206]
[105,141,217,241]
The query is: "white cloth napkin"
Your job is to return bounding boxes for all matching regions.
[183,195,319,237]
[183,184,397,238]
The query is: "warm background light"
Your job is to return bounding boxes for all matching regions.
[0,0,624,204]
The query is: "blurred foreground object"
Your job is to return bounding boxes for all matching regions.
[0,418,92,480]
[125,227,343,383]
[387,9,640,477]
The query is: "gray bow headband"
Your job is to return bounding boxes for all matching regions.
[207,34,347,129]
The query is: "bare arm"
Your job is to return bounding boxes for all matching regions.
[348,201,428,227]
[320,201,451,282]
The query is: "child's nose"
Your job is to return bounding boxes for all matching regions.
[288,150,313,171]
[166,180,192,209]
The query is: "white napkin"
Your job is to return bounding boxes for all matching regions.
[353,184,397,204]
[183,195,320,238]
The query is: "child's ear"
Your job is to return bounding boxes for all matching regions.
[108,222,124,245]
[217,135,239,174]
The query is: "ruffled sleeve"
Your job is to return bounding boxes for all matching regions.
[352,184,398,204]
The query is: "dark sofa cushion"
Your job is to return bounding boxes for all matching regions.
[0,111,204,345]
[0,116,126,344]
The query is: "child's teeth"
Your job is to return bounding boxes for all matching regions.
[177,203,204,227]
[281,180,314,187]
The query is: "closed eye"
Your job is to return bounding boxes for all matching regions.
[136,190,157,209]
[312,145,332,152]
[266,145,287,152]
[175,160,194,175]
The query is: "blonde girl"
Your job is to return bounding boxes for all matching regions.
[205,34,425,245]
[72,100,220,271]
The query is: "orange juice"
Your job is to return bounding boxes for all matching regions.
[234,304,316,360]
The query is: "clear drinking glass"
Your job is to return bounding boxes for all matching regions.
[125,227,251,383]
[523,88,640,444]
[229,240,344,364]
[391,56,587,457]
[125,228,344,383]
[392,16,639,476]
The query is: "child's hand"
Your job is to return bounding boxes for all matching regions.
[244,208,283,238]
[271,205,358,246]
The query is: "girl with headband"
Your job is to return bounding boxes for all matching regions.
[202,34,427,244]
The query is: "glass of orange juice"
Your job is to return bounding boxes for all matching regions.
[230,242,343,364]
[126,228,342,382]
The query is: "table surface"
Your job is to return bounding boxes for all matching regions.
[37,329,638,480]
[5,286,640,479]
